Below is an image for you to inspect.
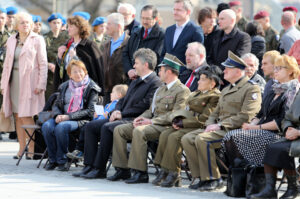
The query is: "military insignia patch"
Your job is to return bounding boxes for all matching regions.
[252,93,258,100]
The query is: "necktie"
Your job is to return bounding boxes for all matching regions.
[186,71,195,88]
[143,28,148,39]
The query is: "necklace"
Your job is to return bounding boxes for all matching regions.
[17,38,25,46]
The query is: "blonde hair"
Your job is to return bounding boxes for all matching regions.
[66,60,88,77]
[112,84,128,98]
[14,12,34,31]
[263,50,280,65]
[274,55,300,79]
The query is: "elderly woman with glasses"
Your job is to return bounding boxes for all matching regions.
[221,55,300,168]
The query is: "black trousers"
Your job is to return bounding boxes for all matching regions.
[84,118,131,172]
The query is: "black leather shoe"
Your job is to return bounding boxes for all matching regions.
[199,178,224,191]
[72,165,93,177]
[152,169,168,186]
[125,170,149,184]
[45,162,58,170]
[160,172,182,187]
[81,168,106,179]
[189,178,205,190]
[56,163,69,171]
[107,168,131,181]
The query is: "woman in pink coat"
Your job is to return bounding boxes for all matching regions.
[0,12,48,159]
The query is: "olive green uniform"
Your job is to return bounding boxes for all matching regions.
[112,80,190,172]
[154,88,221,173]
[89,32,110,53]
[0,29,10,105]
[265,26,280,51]
[237,17,248,32]
[181,77,261,180]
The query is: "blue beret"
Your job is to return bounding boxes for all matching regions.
[32,15,42,23]
[6,6,18,15]
[0,8,6,14]
[92,17,107,26]
[47,13,63,23]
[61,17,66,25]
[72,11,90,21]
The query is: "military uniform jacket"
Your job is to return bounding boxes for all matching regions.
[265,26,279,51]
[237,17,248,32]
[0,29,10,65]
[206,76,262,131]
[140,79,190,126]
[170,88,221,129]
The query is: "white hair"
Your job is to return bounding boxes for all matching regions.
[187,42,206,59]
[107,13,124,30]
[14,12,34,31]
[117,3,136,15]
[242,53,259,69]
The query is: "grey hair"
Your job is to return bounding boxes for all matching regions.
[117,3,136,15]
[187,42,206,59]
[175,0,193,14]
[241,53,259,69]
[133,48,157,70]
[107,13,124,30]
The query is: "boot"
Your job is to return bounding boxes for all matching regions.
[250,173,277,199]
[280,175,299,199]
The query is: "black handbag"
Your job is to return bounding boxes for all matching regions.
[225,166,247,197]
[245,166,266,199]
[36,111,53,126]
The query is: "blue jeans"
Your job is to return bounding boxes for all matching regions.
[42,118,79,164]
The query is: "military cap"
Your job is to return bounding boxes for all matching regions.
[47,13,63,23]
[32,15,42,23]
[221,51,247,70]
[254,11,269,20]
[158,53,184,71]
[0,8,6,14]
[283,6,298,13]
[92,17,107,26]
[229,1,241,7]
[61,17,67,25]
[6,6,18,15]
[72,11,90,21]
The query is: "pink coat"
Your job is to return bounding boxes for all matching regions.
[1,31,48,117]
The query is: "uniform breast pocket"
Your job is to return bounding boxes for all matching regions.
[227,100,242,110]
[160,97,175,111]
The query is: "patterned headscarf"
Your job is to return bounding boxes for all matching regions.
[272,79,300,108]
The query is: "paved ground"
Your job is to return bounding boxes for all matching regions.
[0,134,288,199]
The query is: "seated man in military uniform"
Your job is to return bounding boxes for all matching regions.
[182,51,262,191]
[108,54,190,183]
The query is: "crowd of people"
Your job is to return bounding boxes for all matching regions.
[1,0,300,198]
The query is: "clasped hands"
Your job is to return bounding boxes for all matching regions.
[133,117,152,127]
[55,114,69,123]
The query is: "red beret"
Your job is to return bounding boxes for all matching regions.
[229,1,241,7]
[254,11,270,20]
[283,6,298,13]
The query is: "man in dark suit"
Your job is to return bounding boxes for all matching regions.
[161,0,204,72]
[207,9,251,71]
[179,42,209,92]
[72,48,162,179]
[123,5,165,81]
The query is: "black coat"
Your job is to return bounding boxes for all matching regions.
[125,19,141,36]
[54,38,104,95]
[207,27,251,70]
[115,72,162,118]
[251,35,266,62]
[52,79,101,127]
[122,22,165,73]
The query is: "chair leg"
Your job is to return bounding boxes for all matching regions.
[16,129,36,166]
[37,148,47,168]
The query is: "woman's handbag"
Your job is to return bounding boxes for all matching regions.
[245,166,266,199]
[36,111,52,126]
[0,106,15,132]
[225,166,248,197]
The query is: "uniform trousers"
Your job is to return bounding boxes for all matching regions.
[112,123,169,172]
[181,129,226,181]
[154,128,195,173]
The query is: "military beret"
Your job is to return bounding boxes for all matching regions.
[47,13,63,23]
[229,1,241,7]
[61,17,67,25]
[254,11,269,20]
[0,8,6,14]
[158,53,184,71]
[32,15,42,23]
[92,17,107,26]
[283,6,298,13]
[6,6,18,15]
[221,51,247,70]
[72,11,90,21]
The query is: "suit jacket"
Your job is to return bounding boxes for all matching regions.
[161,21,204,66]
[207,27,251,69]
[206,76,261,133]
[115,72,162,119]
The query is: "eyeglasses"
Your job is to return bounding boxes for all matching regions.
[274,66,288,72]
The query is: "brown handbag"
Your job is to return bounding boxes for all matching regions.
[0,106,15,132]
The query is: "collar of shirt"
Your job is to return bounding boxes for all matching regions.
[110,32,125,56]
[230,77,243,88]
[176,20,189,29]
[167,79,177,90]
[141,72,152,80]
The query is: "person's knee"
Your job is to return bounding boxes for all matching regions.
[54,123,69,137]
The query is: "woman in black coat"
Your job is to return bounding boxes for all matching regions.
[54,15,104,95]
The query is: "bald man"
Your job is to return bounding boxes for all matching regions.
[279,11,300,54]
[207,9,251,71]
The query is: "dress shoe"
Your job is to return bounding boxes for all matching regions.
[81,168,106,179]
[107,168,131,181]
[152,169,168,186]
[56,163,69,171]
[72,165,93,177]
[9,131,17,139]
[160,171,182,187]
[199,178,224,191]
[188,178,205,190]
[125,170,149,184]
[45,162,58,170]
[13,155,21,159]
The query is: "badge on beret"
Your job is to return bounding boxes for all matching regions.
[202,102,206,106]
[252,93,258,100]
